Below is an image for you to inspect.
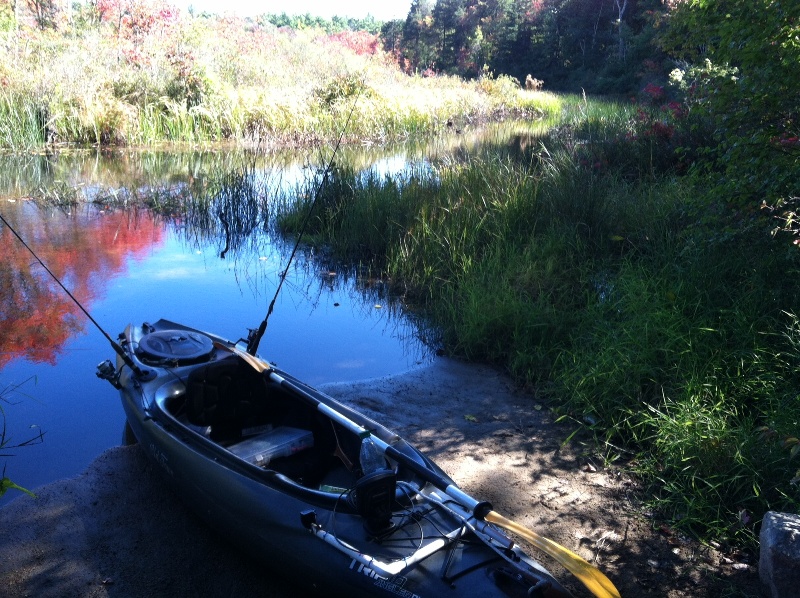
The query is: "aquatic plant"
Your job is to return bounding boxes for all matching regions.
[275,98,800,547]
[0,379,41,499]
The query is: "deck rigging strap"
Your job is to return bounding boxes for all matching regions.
[245,85,364,356]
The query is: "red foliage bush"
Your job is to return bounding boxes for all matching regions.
[326,31,381,56]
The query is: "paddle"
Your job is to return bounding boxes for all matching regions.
[223,343,620,598]
[483,511,620,598]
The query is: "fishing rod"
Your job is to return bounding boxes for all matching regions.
[245,88,363,356]
[0,211,148,378]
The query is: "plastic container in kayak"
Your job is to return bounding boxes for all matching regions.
[228,426,314,467]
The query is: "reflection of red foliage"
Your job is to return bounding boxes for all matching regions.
[0,205,163,369]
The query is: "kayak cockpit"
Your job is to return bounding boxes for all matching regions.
[115,320,441,518]
[156,355,366,494]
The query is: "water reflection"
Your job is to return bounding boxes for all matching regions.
[0,201,164,369]
[0,121,548,501]
[1,123,551,370]
[0,120,550,199]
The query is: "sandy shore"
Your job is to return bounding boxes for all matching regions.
[0,357,765,597]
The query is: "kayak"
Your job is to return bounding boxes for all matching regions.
[96,318,575,598]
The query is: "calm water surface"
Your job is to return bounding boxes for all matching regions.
[0,123,546,504]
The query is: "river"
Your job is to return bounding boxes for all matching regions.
[0,123,544,504]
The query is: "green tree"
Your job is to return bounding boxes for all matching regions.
[381,18,404,55]
[489,0,541,79]
[387,0,664,91]
[431,0,467,72]
[478,0,665,93]
[663,0,800,214]
[401,0,436,71]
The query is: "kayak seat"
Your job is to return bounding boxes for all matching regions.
[185,356,274,442]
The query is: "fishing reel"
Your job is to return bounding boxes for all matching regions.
[96,359,122,389]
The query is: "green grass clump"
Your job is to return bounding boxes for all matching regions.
[275,100,800,547]
[0,90,44,149]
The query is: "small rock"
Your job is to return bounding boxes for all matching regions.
[732,563,750,571]
[759,511,800,598]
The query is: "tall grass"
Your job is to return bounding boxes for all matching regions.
[274,101,800,546]
[0,90,44,149]
[0,18,559,149]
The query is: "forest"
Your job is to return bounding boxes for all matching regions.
[381,0,669,94]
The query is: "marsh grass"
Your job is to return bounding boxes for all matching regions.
[34,180,81,207]
[275,100,800,546]
[0,21,560,149]
[0,90,43,150]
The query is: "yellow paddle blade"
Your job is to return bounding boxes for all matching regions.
[215,342,271,373]
[485,510,621,598]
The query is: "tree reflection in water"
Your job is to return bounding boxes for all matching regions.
[0,203,163,369]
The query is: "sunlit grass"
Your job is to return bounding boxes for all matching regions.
[273,101,800,546]
[0,89,44,149]
[0,24,559,149]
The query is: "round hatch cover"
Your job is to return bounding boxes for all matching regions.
[137,330,214,364]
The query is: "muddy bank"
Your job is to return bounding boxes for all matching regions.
[0,357,765,597]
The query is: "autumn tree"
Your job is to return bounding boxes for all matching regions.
[21,0,59,29]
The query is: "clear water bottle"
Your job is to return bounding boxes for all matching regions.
[359,434,386,475]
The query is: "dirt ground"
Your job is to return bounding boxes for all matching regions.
[0,356,768,597]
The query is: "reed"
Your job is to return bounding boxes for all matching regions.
[0,90,44,149]
[274,101,800,546]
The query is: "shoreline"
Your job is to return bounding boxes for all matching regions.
[0,357,765,597]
